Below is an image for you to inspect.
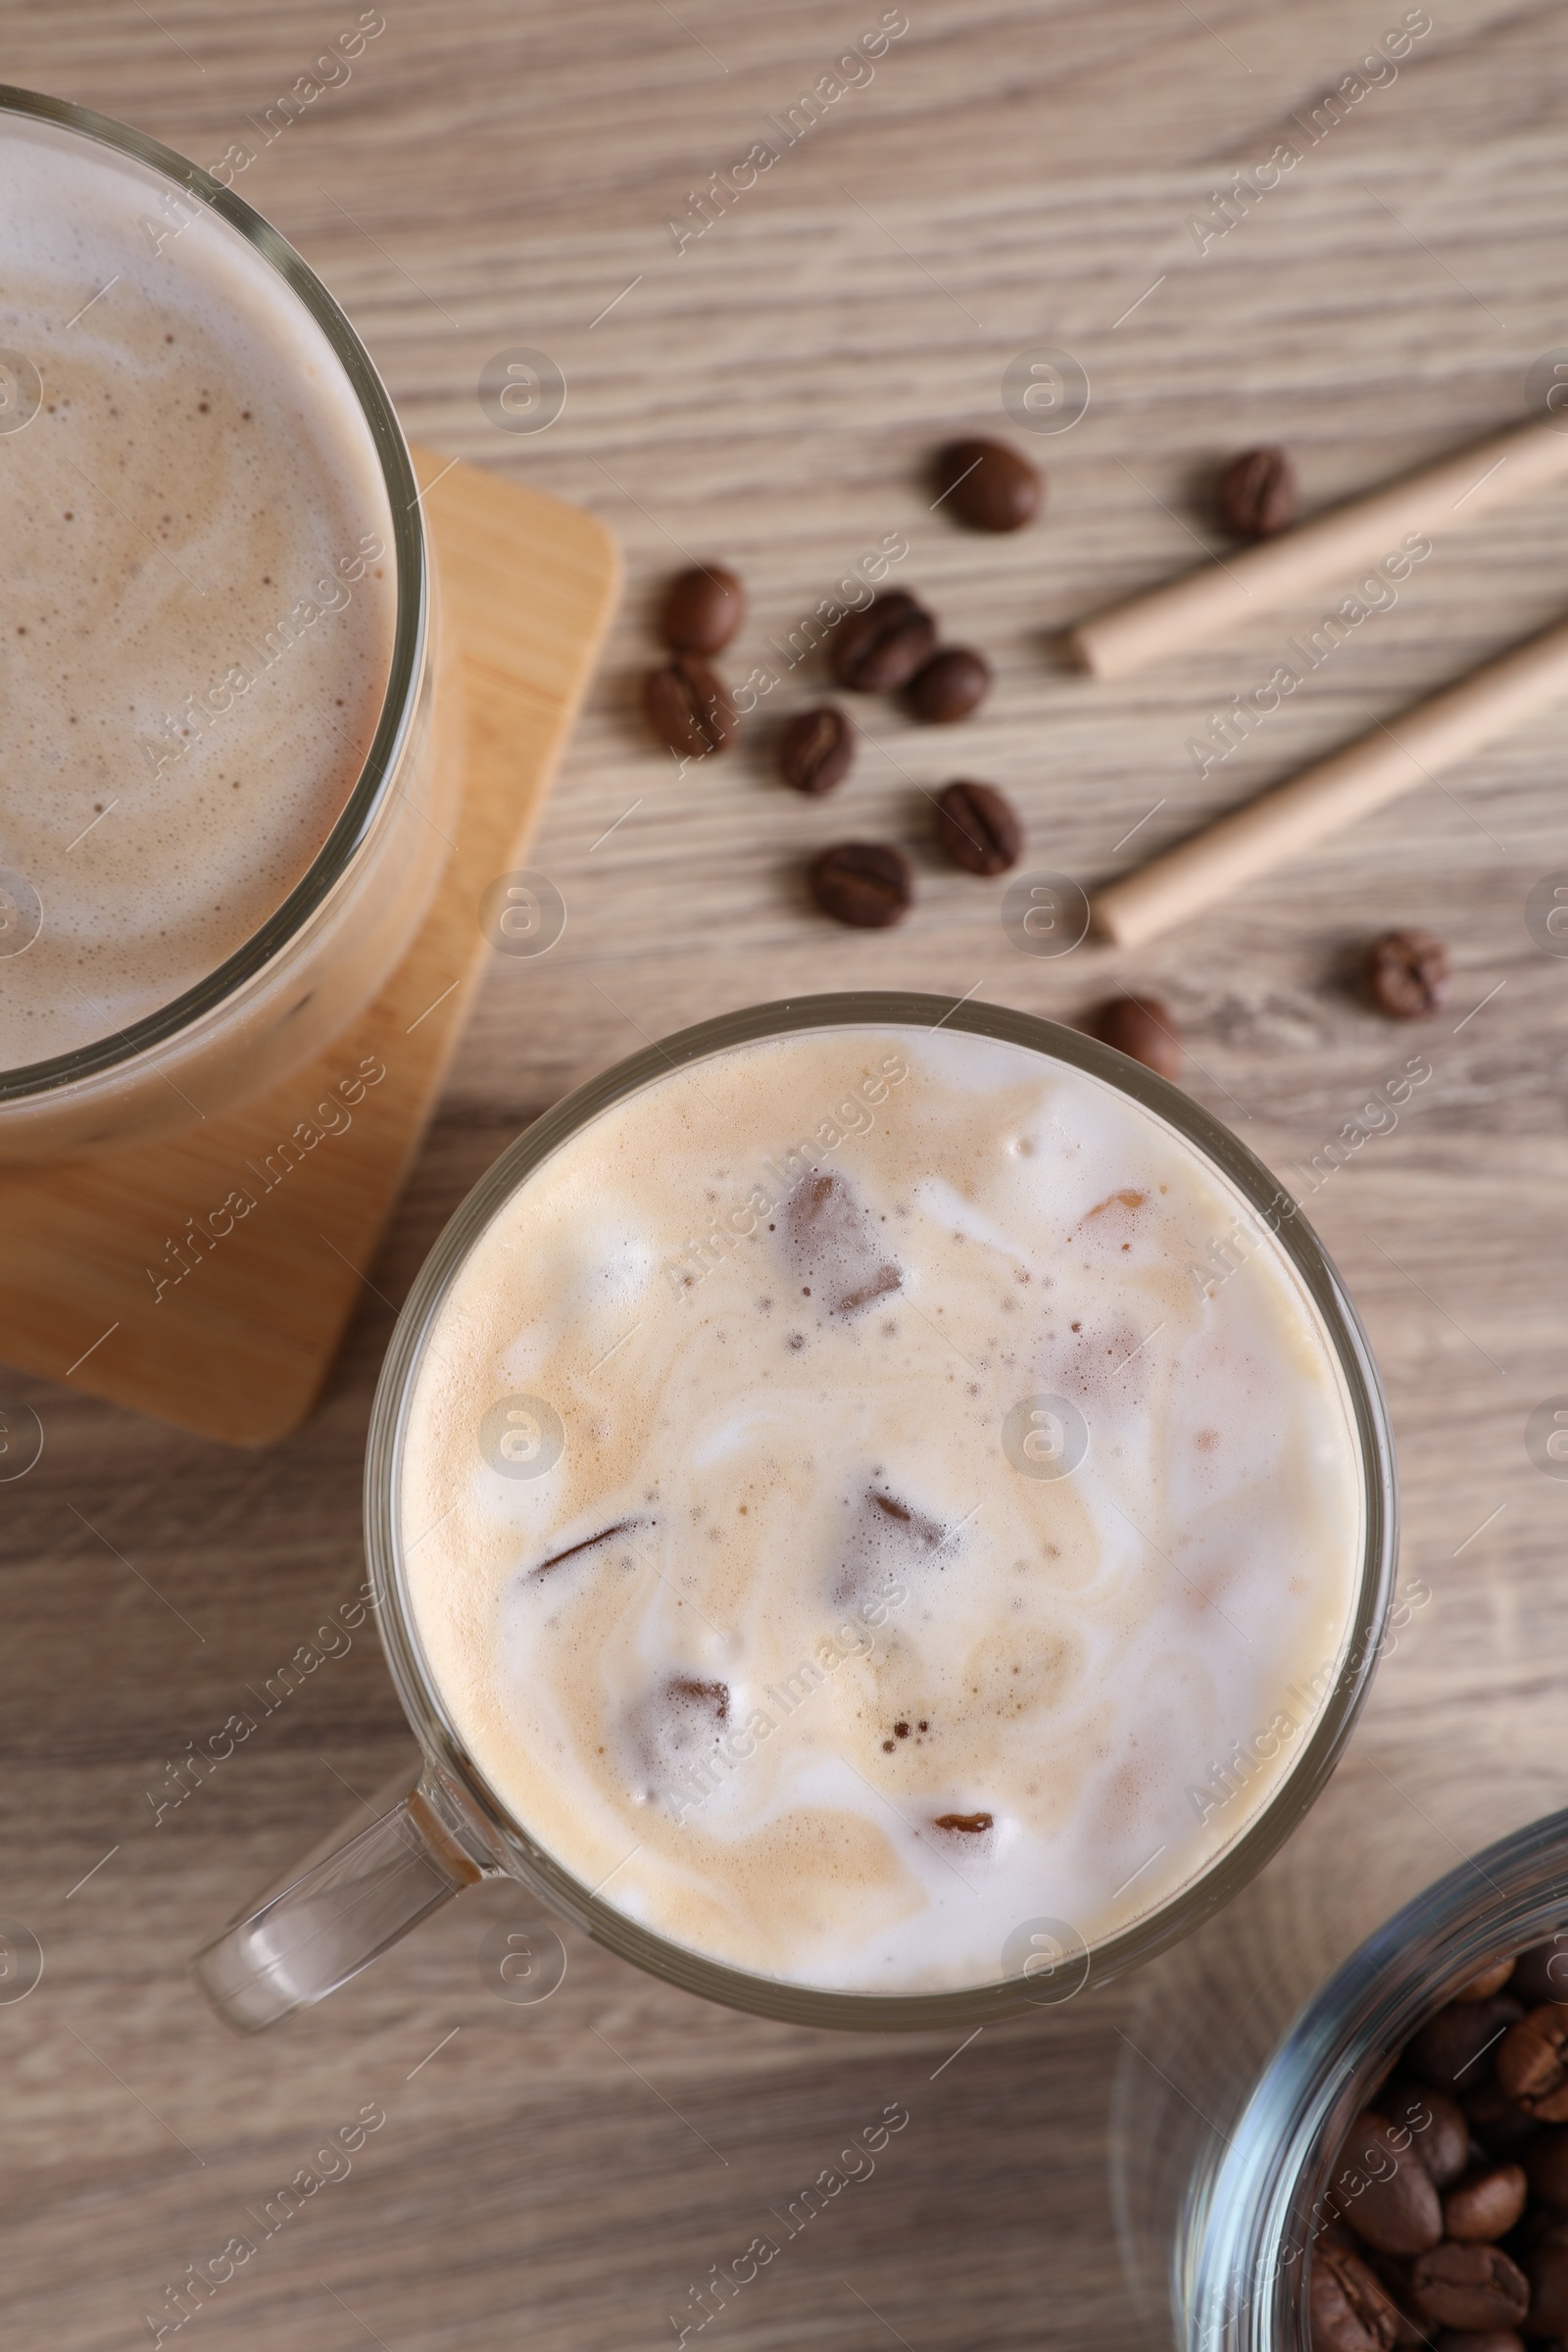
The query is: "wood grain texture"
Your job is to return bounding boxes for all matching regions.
[0,451,617,1444]
[5,5,1568,2348]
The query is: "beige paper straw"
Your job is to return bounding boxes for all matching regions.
[1090,612,1568,949]
[1070,419,1568,679]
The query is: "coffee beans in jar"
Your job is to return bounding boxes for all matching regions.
[1311,1935,1568,2352]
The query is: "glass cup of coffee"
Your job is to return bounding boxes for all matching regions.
[193,993,1397,2032]
[0,85,451,1160]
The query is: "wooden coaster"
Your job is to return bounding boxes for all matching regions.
[0,450,620,1446]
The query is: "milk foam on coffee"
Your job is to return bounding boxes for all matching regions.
[402,1027,1365,1994]
[0,112,396,1068]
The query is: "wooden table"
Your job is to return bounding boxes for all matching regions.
[8,5,1568,2346]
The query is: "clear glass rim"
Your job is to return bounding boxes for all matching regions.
[0,82,427,1104]
[1190,1803,1568,2351]
[364,991,1399,2032]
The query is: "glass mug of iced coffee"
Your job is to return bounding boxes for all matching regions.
[0,87,448,1160]
[194,995,1397,2032]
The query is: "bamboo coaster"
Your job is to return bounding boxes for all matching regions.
[0,449,620,1446]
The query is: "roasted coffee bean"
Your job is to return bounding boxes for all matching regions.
[1443,2164,1529,2242]
[1089,995,1183,1081]
[1219,443,1298,538]
[931,436,1043,533]
[831,591,938,693]
[1367,2267,1426,2350]
[1514,1942,1568,2007]
[659,564,745,655]
[1525,2131,1568,2209]
[1382,2285,1429,2342]
[643,657,737,759]
[1409,2242,1529,2331]
[1498,2007,1568,2120]
[1462,2081,1539,2160]
[1367,927,1452,1019]
[808,842,912,928]
[1386,2085,1472,2187]
[1432,2334,1526,2352]
[1457,1961,1519,2003]
[1311,2238,1407,2352]
[934,780,1021,876]
[1336,2112,1445,2256]
[1527,2240,1568,2335]
[779,705,855,795]
[1407,1997,1524,2093]
[906,645,991,723]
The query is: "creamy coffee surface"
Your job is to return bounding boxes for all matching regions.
[401,1025,1365,1994]
[0,112,396,1068]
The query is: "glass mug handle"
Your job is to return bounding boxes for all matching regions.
[191,1766,491,2033]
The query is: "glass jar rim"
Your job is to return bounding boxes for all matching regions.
[1189,1803,1568,2351]
[0,82,426,1104]
[364,991,1400,2031]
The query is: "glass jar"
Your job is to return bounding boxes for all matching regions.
[1114,1800,1568,2349]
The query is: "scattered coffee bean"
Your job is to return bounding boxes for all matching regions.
[1089,996,1182,1081]
[1431,2334,1525,2352]
[906,644,991,723]
[1498,2007,1568,2120]
[809,842,913,928]
[1367,927,1451,1019]
[831,591,938,693]
[1456,1960,1519,2003]
[931,436,1043,533]
[1219,443,1298,538]
[1338,2112,1444,2255]
[778,705,855,795]
[1513,1942,1568,2007]
[1409,2243,1530,2332]
[1443,2165,1528,2243]
[934,780,1022,876]
[643,657,737,759]
[659,564,745,656]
